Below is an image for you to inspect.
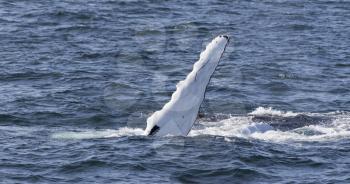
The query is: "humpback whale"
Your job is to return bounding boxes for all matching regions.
[145,35,230,136]
[251,114,331,131]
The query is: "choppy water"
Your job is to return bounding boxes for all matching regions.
[1,0,350,183]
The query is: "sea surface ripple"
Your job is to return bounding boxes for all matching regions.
[0,0,350,183]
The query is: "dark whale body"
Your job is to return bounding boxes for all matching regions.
[251,114,332,131]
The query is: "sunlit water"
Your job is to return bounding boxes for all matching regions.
[1,0,350,183]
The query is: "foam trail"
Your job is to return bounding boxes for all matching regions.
[145,35,229,136]
[51,127,144,140]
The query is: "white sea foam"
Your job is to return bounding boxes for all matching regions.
[189,116,273,137]
[249,106,299,117]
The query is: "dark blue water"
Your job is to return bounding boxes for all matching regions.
[1,0,350,183]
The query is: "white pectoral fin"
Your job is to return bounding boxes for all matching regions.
[145,35,230,136]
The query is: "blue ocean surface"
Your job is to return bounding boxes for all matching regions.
[0,0,350,183]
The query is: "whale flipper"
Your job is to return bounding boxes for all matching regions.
[145,35,230,136]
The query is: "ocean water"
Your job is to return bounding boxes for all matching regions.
[1,0,350,183]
